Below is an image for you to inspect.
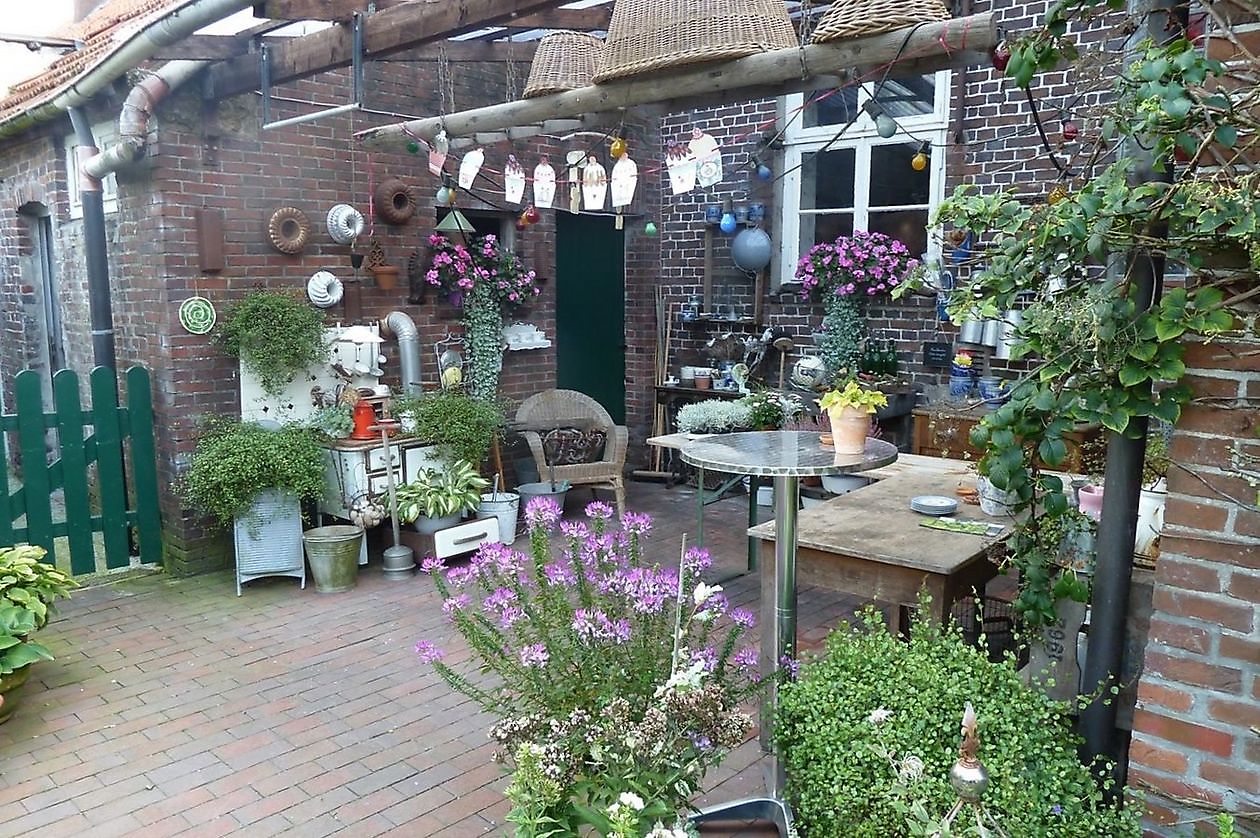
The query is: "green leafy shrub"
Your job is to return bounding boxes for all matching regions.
[219,290,329,396]
[398,390,504,466]
[182,420,327,527]
[776,602,1140,838]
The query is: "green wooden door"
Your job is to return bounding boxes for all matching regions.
[556,214,626,424]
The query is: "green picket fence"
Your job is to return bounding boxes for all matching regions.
[0,367,162,574]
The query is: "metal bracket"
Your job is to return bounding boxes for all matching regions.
[260,12,366,131]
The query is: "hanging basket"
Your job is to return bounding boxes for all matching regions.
[810,0,951,43]
[523,31,604,98]
[593,0,797,84]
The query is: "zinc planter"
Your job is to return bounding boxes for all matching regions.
[234,489,305,596]
[477,492,520,544]
[302,525,364,593]
[517,481,571,510]
[412,513,462,535]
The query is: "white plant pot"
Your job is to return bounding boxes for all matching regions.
[821,474,871,496]
[977,475,1018,517]
[1135,488,1166,560]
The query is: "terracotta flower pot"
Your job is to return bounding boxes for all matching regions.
[371,265,400,290]
[827,405,869,455]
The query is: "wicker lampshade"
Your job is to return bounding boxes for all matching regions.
[810,0,951,43]
[593,0,797,84]
[523,31,605,98]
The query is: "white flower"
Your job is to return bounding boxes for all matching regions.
[646,825,689,838]
[618,792,645,811]
[654,658,707,697]
[867,707,893,725]
[899,754,926,785]
[692,582,722,606]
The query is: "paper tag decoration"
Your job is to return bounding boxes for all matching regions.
[582,157,607,211]
[611,156,638,209]
[457,147,485,189]
[504,155,526,205]
[666,139,697,196]
[533,161,556,209]
[566,150,585,215]
[689,129,723,188]
[428,130,449,176]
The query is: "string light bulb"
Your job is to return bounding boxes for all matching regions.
[876,112,898,139]
[911,142,930,172]
[644,221,658,236]
[406,141,420,154]
[524,205,541,225]
[719,200,737,235]
[1061,118,1079,142]
[436,185,453,205]
[610,136,627,159]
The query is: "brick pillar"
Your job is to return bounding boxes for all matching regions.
[1128,336,1259,831]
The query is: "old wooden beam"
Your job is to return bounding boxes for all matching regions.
[210,0,572,98]
[253,0,411,21]
[358,13,998,146]
[151,35,250,61]
[371,40,538,64]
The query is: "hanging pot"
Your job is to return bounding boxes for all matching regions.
[958,319,985,344]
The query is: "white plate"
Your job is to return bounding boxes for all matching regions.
[910,495,959,516]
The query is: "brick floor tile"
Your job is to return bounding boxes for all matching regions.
[230,786,307,826]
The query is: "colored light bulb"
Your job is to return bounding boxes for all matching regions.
[406,141,420,154]
[436,186,452,205]
[756,163,773,181]
[610,137,627,159]
[524,205,541,225]
[1062,120,1079,141]
[911,151,928,171]
[992,44,1011,72]
[875,113,897,139]
[644,221,658,236]
[719,212,737,235]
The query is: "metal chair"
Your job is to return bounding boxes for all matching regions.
[515,389,628,516]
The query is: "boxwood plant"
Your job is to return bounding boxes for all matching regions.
[776,599,1140,837]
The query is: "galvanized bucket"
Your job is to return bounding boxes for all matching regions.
[302,525,364,593]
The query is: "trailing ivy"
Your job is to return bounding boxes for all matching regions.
[218,290,329,397]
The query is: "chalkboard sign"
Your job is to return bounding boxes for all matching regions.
[922,341,953,368]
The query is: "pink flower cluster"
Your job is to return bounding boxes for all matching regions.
[795,230,917,300]
[425,232,541,309]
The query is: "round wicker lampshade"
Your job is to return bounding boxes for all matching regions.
[810,0,951,43]
[523,31,605,98]
[593,0,797,84]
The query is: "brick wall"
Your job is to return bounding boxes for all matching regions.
[1129,336,1260,830]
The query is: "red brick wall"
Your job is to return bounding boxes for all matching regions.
[1129,337,1260,830]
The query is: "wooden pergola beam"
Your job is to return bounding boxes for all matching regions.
[357,13,998,147]
[208,0,574,98]
[372,40,538,64]
[253,0,611,30]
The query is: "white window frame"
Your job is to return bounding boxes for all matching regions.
[776,71,951,289]
[64,121,119,219]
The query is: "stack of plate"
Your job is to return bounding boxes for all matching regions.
[910,495,959,516]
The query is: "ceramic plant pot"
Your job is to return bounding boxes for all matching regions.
[372,265,400,290]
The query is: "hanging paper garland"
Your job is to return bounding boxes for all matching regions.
[504,155,526,205]
[178,296,217,335]
[582,156,607,211]
[610,155,638,229]
[428,129,449,176]
[689,129,723,188]
[666,139,697,196]
[533,160,556,209]
[458,147,485,189]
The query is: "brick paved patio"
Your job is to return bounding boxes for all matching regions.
[0,481,865,836]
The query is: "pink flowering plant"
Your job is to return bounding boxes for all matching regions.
[425,232,540,311]
[795,231,917,379]
[416,497,763,836]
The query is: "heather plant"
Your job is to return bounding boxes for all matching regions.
[416,498,763,835]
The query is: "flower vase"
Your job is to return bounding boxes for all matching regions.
[827,406,869,455]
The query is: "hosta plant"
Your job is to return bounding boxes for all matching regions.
[394,459,489,523]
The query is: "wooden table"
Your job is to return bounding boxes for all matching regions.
[749,469,1007,634]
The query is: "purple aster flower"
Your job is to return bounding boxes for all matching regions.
[733,647,759,669]
[620,511,652,535]
[730,608,756,629]
[519,643,549,668]
[584,501,614,520]
[442,593,470,618]
[419,555,446,574]
[524,496,562,529]
[414,640,444,664]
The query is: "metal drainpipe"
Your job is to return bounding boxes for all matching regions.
[67,107,117,371]
[1079,0,1182,786]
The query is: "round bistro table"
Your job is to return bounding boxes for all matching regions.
[681,431,898,835]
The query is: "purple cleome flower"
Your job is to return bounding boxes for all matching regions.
[499,605,524,629]
[419,555,445,574]
[620,511,652,535]
[442,593,471,618]
[559,519,590,540]
[683,546,712,573]
[484,587,517,613]
[584,500,614,520]
[691,647,718,673]
[779,655,800,679]
[543,560,577,587]
[733,647,759,669]
[414,640,444,663]
[524,496,562,529]
[519,643,549,668]
[730,607,756,629]
[445,566,474,587]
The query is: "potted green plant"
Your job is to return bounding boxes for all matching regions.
[306,404,353,440]
[182,420,328,595]
[395,390,505,467]
[739,390,803,431]
[395,459,489,534]
[674,399,752,434]
[818,380,888,455]
[219,290,330,397]
[0,545,75,723]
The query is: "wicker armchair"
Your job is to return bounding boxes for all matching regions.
[515,389,628,516]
